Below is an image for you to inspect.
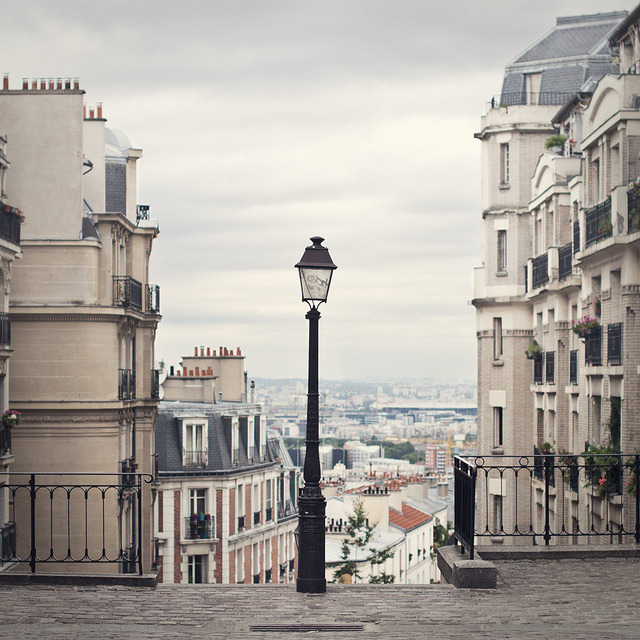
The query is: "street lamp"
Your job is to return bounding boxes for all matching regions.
[295,236,337,594]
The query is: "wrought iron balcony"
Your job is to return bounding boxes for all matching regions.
[151,369,160,400]
[183,450,208,469]
[113,276,143,311]
[237,515,245,531]
[558,243,573,280]
[265,507,272,522]
[573,220,580,254]
[545,351,555,384]
[265,568,272,583]
[532,253,549,289]
[0,312,10,347]
[608,323,622,366]
[184,515,214,540]
[253,573,260,584]
[533,353,544,384]
[136,204,150,224]
[585,326,602,366]
[254,511,261,525]
[487,91,574,110]
[629,185,640,233]
[569,350,578,385]
[146,284,160,314]
[0,204,21,245]
[585,198,612,247]
[118,369,136,400]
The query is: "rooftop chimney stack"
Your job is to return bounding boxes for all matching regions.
[3,74,8,91]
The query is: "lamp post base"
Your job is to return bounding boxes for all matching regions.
[296,492,326,594]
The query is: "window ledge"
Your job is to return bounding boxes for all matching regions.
[492,359,504,367]
[490,447,504,455]
[499,183,510,190]
[496,271,508,277]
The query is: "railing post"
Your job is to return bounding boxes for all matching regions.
[544,455,552,545]
[635,455,640,544]
[29,473,36,573]
[138,474,143,576]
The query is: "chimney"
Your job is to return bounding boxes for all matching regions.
[170,365,175,376]
[22,78,28,90]
[206,347,210,356]
[213,350,216,357]
[74,78,79,90]
[56,78,62,90]
[49,78,54,90]
[64,79,70,90]
[194,347,198,356]
[40,78,46,90]
[3,74,8,90]
[83,105,86,118]
[31,79,37,90]
[195,367,200,376]
[437,482,449,499]
[89,108,94,119]
[200,346,204,356]
[97,102,102,118]
[237,347,241,356]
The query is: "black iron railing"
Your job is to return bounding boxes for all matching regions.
[585,198,612,247]
[265,568,272,583]
[238,515,245,531]
[266,507,272,522]
[569,349,578,385]
[545,351,555,384]
[459,454,640,551]
[184,515,215,540]
[151,369,160,400]
[118,368,136,400]
[136,204,150,224]
[146,284,160,315]
[4,472,151,574]
[585,327,602,366]
[254,511,260,525]
[608,323,622,366]
[559,243,573,280]
[487,92,574,110]
[534,353,544,384]
[112,276,143,311]
[629,185,640,233]
[573,220,580,254]
[253,573,260,584]
[0,521,16,566]
[289,558,295,572]
[532,253,549,289]
[183,450,208,469]
[453,456,477,559]
[0,204,21,245]
[151,537,161,572]
[0,312,10,347]
[0,425,11,456]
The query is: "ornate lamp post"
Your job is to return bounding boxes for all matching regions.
[295,236,337,593]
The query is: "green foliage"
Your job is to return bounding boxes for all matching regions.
[525,340,543,358]
[544,134,567,150]
[433,518,448,549]
[373,440,420,463]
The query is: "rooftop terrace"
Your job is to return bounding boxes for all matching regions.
[0,554,638,639]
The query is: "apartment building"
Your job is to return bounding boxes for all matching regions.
[155,347,298,584]
[473,8,640,542]
[0,75,161,572]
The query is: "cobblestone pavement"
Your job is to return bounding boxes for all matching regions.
[0,558,639,639]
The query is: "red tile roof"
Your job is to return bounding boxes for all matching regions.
[388,503,432,532]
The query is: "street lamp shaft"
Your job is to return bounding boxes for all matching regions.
[304,307,321,490]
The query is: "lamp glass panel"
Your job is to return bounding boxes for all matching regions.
[299,267,333,302]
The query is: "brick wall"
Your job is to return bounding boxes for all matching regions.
[215,489,223,583]
[245,485,251,530]
[229,550,235,585]
[244,543,251,583]
[173,490,181,583]
[229,487,235,536]
[271,535,278,583]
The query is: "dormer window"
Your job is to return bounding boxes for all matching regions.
[182,419,208,468]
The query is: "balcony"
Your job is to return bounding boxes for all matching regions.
[183,450,208,469]
[573,220,580,254]
[265,507,272,522]
[253,574,260,584]
[146,284,160,315]
[629,185,640,233]
[585,327,602,366]
[585,198,612,247]
[0,204,21,245]
[136,204,150,224]
[184,515,215,540]
[607,323,622,366]
[531,253,548,289]
[533,354,543,384]
[545,351,555,384]
[113,276,143,311]
[0,312,10,347]
[0,521,16,565]
[237,515,245,531]
[118,369,136,400]
[0,425,11,456]
[487,91,574,110]
[569,350,578,385]
[253,511,260,525]
[558,243,573,280]
[151,369,160,400]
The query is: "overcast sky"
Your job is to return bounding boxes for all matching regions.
[2,1,632,382]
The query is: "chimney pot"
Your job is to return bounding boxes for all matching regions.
[83,105,86,118]
[31,79,37,90]
[206,347,210,356]
[213,350,216,357]
[200,346,204,356]
[65,79,70,90]
[195,367,200,376]
[194,347,198,356]
[89,108,94,119]
[49,79,54,89]
[22,78,28,89]
[237,347,241,356]
[97,102,102,118]
[74,78,79,90]
[57,78,62,90]
[3,74,8,91]
[40,78,46,90]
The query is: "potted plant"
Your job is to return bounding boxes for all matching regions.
[594,297,601,316]
[525,339,543,360]
[625,450,640,497]
[582,444,621,497]
[598,219,612,236]
[572,315,599,338]
[2,409,20,428]
[540,441,554,455]
[545,134,567,152]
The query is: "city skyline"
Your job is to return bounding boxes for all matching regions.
[1,0,630,380]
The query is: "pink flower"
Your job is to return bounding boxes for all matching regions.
[599,477,607,486]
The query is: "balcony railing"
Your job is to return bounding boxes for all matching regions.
[237,515,245,531]
[569,350,578,385]
[608,323,622,366]
[118,369,136,400]
[545,351,555,384]
[151,369,160,400]
[573,220,580,254]
[585,198,612,247]
[629,185,640,233]
[112,276,143,311]
[0,312,10,347]
[585,327,602,366]
[136,204,150,224]
[533,354,544,384]
[0,204,21,245]
[289,558,295,572]
[487,92,574,110]
[454,453,640,559]
[146,284,160,315]
[0,521,16,566]
[265,507,272,522]
[558,243,573,280]
[0,425,11,457]
[253,511,260,525]
[531,253,549,289]
[253,573,260,584]
[265,568,272,583]
[183,450,208,469]
[184,515,215,540]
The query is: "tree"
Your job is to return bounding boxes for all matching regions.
[329,499,395,584]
